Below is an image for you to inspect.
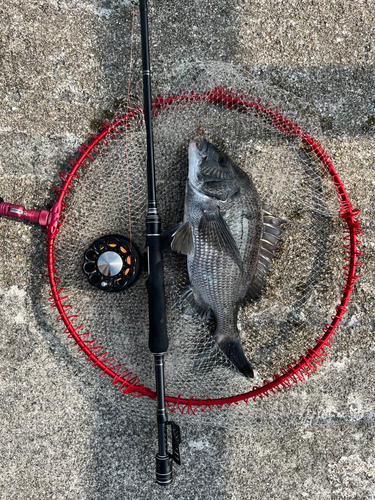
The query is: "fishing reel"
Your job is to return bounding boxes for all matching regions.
[82,235,143,292]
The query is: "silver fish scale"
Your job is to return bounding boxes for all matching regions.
[186,174,263,342]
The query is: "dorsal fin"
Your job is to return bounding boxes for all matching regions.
[245,207,286,302]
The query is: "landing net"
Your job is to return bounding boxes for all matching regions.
[45,67,361,413]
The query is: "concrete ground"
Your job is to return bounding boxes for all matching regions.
[0,1,374,499]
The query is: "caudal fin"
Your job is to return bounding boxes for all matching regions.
[219,339,254,378]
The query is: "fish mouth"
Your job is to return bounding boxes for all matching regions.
[199,138,208,156]
[188,139,209,187]
[188,142,203,185]
[188,139,208,158]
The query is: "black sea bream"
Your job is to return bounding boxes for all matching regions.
[171,139,284,378]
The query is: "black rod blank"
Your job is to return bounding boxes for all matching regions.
[139,0,156,209]
[138,0,172,485]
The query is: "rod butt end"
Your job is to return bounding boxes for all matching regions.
[155,454,172,485]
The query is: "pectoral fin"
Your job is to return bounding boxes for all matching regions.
[161,223,182,252]
[199,207,242,271]
[171,220,194,255]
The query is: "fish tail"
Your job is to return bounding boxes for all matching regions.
[218,337,254,379]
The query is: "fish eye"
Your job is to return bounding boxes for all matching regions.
[218,156,228,167]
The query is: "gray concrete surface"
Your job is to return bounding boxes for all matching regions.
[0,1,374,499]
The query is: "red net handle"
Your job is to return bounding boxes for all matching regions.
[46,89,362,414]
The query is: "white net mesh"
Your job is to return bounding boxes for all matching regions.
[50,64,344,402]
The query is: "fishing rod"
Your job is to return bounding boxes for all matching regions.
[138,0,181,485]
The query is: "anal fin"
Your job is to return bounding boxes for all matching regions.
[172,285,212,320]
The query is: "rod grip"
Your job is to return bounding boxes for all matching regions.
[146,234,168,354]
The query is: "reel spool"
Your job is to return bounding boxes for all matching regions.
[82,235,143,292]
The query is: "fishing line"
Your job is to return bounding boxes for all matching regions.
[124,1,136,248]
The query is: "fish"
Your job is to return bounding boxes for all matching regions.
[167,139,285,378]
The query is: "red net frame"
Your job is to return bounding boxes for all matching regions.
[46,88,362,414]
